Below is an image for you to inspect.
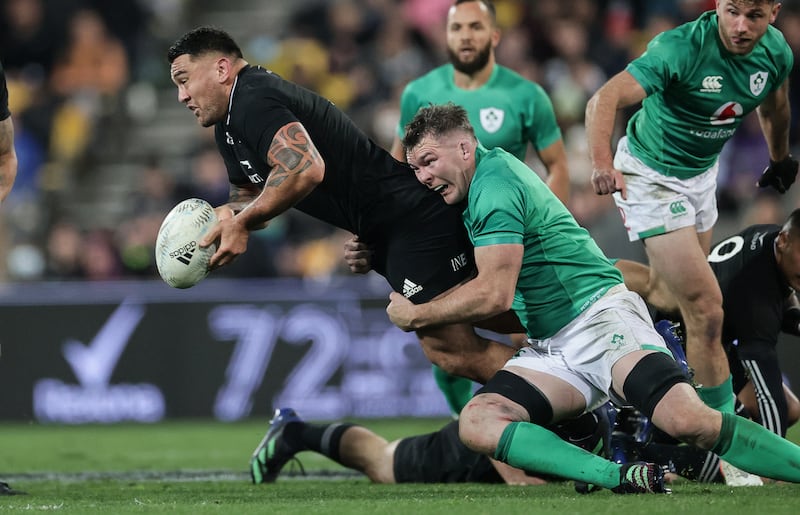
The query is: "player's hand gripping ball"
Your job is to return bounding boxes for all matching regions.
[155,198,218,288]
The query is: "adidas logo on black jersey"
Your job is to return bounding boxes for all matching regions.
[403,278,423,298]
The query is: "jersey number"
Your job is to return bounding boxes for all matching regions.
[707,235,744,263]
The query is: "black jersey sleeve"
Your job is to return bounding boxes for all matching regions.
[245,97,297,165]
[0,63,10,121]
[231,78,298,166]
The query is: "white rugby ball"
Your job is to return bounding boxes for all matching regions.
[155,198,218,289]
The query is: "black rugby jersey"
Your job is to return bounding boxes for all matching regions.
[213,65,441,241]
[708,224,792,350]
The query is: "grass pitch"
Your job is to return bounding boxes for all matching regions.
[2,418,800,514]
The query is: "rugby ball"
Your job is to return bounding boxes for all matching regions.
[155,198,218,288]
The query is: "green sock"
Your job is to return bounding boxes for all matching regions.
[432,365,474,416]
[494,421,622,488]
[697,375,735,413]
[713,412,800,482]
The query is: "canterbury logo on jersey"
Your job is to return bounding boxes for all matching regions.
[700,75,722,93]
[402,278,423,298]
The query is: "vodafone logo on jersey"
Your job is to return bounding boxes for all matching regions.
[709,102,742,125]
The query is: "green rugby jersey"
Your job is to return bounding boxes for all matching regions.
[397,64,561,160]
[625,10,792,178]
[465,146,623,339]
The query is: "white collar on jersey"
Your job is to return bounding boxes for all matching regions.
[225,73,239,126]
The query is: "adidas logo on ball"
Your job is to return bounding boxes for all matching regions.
[169,241,198,265]
[156,198,218,289]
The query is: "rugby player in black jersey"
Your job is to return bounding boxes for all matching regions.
[621,211,800,439]
[167,26,526,387]
[706,214,800,436]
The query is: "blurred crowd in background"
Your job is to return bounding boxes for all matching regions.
[1,0,800,282]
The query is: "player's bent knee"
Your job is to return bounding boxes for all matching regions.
[623,351,690,419]
[474,370,554,425]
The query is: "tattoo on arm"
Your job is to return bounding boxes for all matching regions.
[228,183,261,213]
[266,123,320,188]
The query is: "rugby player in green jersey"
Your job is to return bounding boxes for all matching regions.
[586,0,796,427]
[389,0,569,204]
[388,102,800,493]
[386,0,570,415]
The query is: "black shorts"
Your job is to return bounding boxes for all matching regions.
[296,159,475,304]
[727,343,782,395]
[393,421,502,483]
[368,163,474,303]
[727,342,788,435]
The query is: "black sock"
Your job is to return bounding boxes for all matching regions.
[284,422,355,462]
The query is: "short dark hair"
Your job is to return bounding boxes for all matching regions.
[167,26,243,63]
[402,103,476,151]
[783,208,800,237]
[454,0,497,24]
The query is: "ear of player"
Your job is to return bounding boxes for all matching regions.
[757,155,798,194]
[155,198,218,288]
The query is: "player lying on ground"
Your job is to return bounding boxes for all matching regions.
[250,405,612,485]
[249,403,733,486]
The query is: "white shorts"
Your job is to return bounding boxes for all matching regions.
[612,137,718,242]
[508,285,671,411]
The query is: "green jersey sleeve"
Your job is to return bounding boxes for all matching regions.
[467,168,526,248]
[626,30,692,96]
